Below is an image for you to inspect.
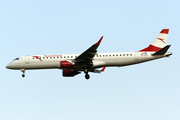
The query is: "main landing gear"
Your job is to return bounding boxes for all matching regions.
[21,69,25,78]
[84,68,90,80]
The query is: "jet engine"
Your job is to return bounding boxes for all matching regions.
[63,70,80,77]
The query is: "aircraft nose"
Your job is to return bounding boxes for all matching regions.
[6,63,11,69]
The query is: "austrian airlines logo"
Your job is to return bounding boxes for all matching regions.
[141,52,148,56]
[32,56,42,61]
[157,38,165,43]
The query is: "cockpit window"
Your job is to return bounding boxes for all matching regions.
[13,58,19,61]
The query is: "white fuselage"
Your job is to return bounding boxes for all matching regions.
[6,51,171,70]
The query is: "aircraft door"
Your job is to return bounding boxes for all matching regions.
[134,52,139,60]
[25,56,30,64]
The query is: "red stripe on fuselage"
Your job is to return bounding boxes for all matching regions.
[139,45,161,52]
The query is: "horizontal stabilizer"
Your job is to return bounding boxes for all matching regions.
[153,45,171,56]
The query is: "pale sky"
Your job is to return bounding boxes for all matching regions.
[0,0,179,120]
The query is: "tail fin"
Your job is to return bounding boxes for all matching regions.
[139,29,169,52]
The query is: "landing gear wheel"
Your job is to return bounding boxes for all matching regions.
[85,74,90,80]
[22,74,25,78]
[21,69,25,78]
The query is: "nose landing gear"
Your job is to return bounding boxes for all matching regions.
[21,69,25,78]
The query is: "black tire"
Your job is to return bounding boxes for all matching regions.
[85,74,90,79]
[22,74,25,77]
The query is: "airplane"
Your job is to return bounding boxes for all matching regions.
[6,29,172,80]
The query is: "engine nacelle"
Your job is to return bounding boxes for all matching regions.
[63,70,80,77]
[59,61,74,68]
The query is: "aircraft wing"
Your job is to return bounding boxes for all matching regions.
[74,36,103,68]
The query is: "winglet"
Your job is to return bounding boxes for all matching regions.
[94,36,103,45]
[101,67,106,72]
[91,67,106,73]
